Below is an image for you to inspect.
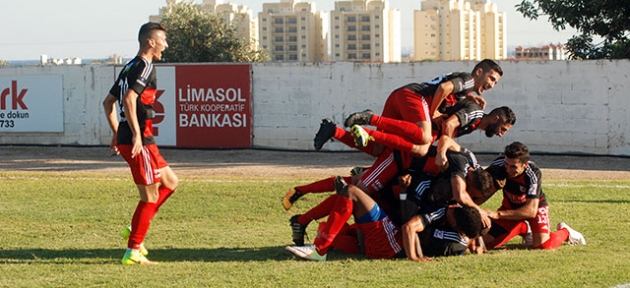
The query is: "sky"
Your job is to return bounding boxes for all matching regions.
[0,0,579,61]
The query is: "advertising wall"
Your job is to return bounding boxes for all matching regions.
[114,64,253,148]
[0,75,63,132]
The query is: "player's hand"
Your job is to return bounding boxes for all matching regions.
[466,94,486,109]
[479,209,492,228]
[131,135,142,158]
[435,153,449,172]
[109,134,119,156]
[398,174,412,190]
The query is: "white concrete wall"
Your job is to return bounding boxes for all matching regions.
[1,60,629,156]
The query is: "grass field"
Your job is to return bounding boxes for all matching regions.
[1,171,630,287]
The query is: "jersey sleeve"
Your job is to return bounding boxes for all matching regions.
[449,73,474,95]
[453,101,483,128]
[446,151,468,180]
[525,163,543,199]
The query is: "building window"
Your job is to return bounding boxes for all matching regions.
[362,44,370,49]
[348,44,357,50]
[335,25,339,29]
[289,27,297,33]
[361,25,370,31]
[301,44,306,48]
[335,44,340,47]
[275,18,283,24]
[275,46,284,51]
[362,53,370,59]
[375,43,380,47]
[348,53,357,59]
[361,35,370,40]
[347,16,356,22]
[275,36,284,42]
[263,18,267,22]
[275,55,284,61]
[335,35,339,38]
[348,34,357,40]
[301,26,306,30]
[335,16,339,20]
[275,27,283,33]
[289,36,297,41]
[262,36,267,40]
[375,34,380,38]
[302,17,306,21]
[289,45,298,51]
[362,16,370,22]
[263,27,267,31]
[375,52,380,56]
[348,26,356,32]
[302,35,306,39]
[288,18,297,24]
[289,54,298,60]
[335,53,340,57]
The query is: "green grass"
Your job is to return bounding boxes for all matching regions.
[1,172,630,287]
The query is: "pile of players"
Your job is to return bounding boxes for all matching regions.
[282,59,586,261]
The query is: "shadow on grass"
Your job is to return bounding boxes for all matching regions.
[0,246,363,264]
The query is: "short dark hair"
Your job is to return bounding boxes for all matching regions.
[488,106,516,125]
[469,168,494,198]
[138,22,166,44]
[453,206,483,238]
[504,141,530,164]
[473,59,503,76]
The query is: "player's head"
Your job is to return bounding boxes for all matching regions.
[471,59,502,95]
[452,206,483,238]
[466,167,494,199]
[484,106,516,138]
[504,141,530,178]
[138,22,168,61]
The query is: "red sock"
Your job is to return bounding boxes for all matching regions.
[128,201,157,250]
[366,128,415,153]
[489,221,529,249]
[334,126,376,155]
[332,224,360,254]
[313,196,353,255]
[538,229,569,250]
[156,186,175,209]
[296,176,352,195]
[371,115,424,142]
[297,194,339,225]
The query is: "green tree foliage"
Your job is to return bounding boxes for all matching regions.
[0,60,9,66]
[516,0,630,59]
[159,1,268,63]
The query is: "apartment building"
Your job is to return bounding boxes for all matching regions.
[149,0,259,50]
[200,0,259,50]
[258,0,328,62]
[413,0,506,61]
[330,0,401,63]
[515,44,566,60]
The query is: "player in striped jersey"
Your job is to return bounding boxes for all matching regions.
[103,22,178,265]
[481,142,586,249]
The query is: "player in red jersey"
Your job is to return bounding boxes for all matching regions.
[285,177,404,261]
[102,22,178,265]
[313,59,503,156]
[283,103,514,211]
[481,142,586,249]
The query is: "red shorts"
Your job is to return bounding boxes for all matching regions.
[357,217,403,259]
[118,143,168,185]
[494,205,551,235]
[358,148,412,194]
[381,88,431,123]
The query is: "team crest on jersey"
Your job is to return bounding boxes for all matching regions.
[433,229,445,239]
[520,186,527,193]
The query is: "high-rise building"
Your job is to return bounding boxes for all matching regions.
[259,0,328,62]
[200,0,259,50]
[330,0,401,63]
[413,0,506,61]
[149,0,259,51]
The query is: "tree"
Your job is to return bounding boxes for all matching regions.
[516,0,630,59]
[0,60,9,66]
[159,1,269,63]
